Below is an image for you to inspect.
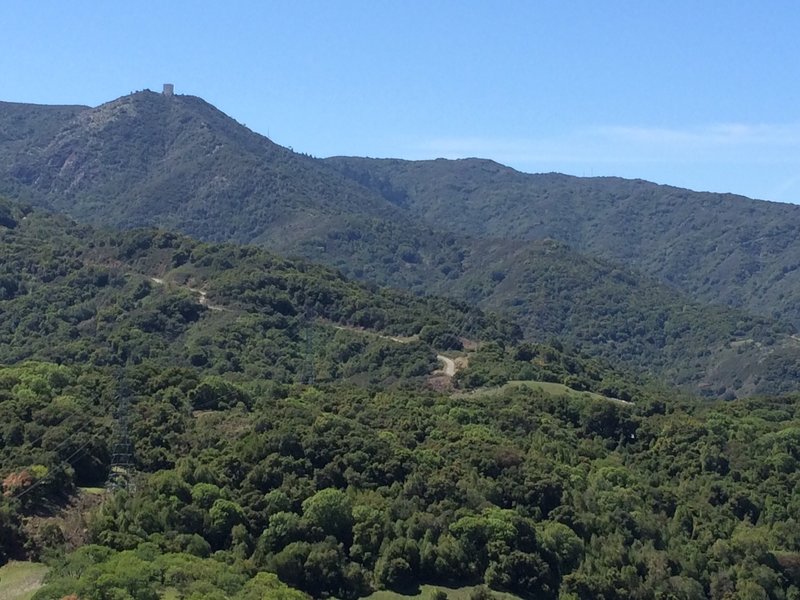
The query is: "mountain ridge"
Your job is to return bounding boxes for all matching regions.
[325,155,800,325]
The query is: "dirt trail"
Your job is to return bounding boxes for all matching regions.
[333,324,461,377]
[150,277,226,311]
[437,355,456,376]
[186,285,225,311]
[151,281,462,377]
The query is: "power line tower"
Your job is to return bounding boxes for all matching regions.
[304,304,315,385]
[458,304,478,339]
[106,376,136,492]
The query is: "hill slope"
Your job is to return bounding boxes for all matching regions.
[0,92,416,248]
[1,174,799,598]
[4,94,800,396]
[442,238,800,397]
[4,354,800,599]
[326,156,800,326]
[0,199,520,387]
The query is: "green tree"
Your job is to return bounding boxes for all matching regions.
[301,488,353,543]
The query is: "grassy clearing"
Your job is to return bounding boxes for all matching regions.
[0,561,49,600]
[364,584,520,600]
[455,379,630,404]
[511,380,617,402]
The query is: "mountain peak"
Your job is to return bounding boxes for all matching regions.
[0,90,405,241]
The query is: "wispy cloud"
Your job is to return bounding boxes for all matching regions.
[402,122,800,202]
[595,123,800,147]
[408,122,800,165]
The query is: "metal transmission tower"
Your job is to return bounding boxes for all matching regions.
[106,376,136,492]
[304,304,315,385]
[456,305,477,340]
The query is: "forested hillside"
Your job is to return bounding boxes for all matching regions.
[0,92,411,248]
[326,157,800,326]
[2,358,799,599]
[439,238,800,398]
[294,225,800,398]
[0,199,521,387]
[3,193,800,397]
[0,128,799,597]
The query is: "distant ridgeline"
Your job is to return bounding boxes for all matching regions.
[2,93,800,397]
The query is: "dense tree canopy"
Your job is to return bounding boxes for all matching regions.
[1,357,798,599]
[0,200,798,599]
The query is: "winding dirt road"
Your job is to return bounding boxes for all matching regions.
[436,355,456,376]
[150,278,459,377]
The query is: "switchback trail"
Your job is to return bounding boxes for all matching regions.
[332,324,461,377]
[150,277,462,377]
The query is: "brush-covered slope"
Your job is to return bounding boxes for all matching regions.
[291,218,800,398]
[0,198,519,386]
[5,94,800,327]
[0,93,475,296]
[4,355,800,600]
[0,101,87,148]
[326,157,800,326]
[442,238,800,398]
[2,211,799,600]
[0,91,414,247]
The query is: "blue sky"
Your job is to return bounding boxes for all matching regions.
[3,1,800,202]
